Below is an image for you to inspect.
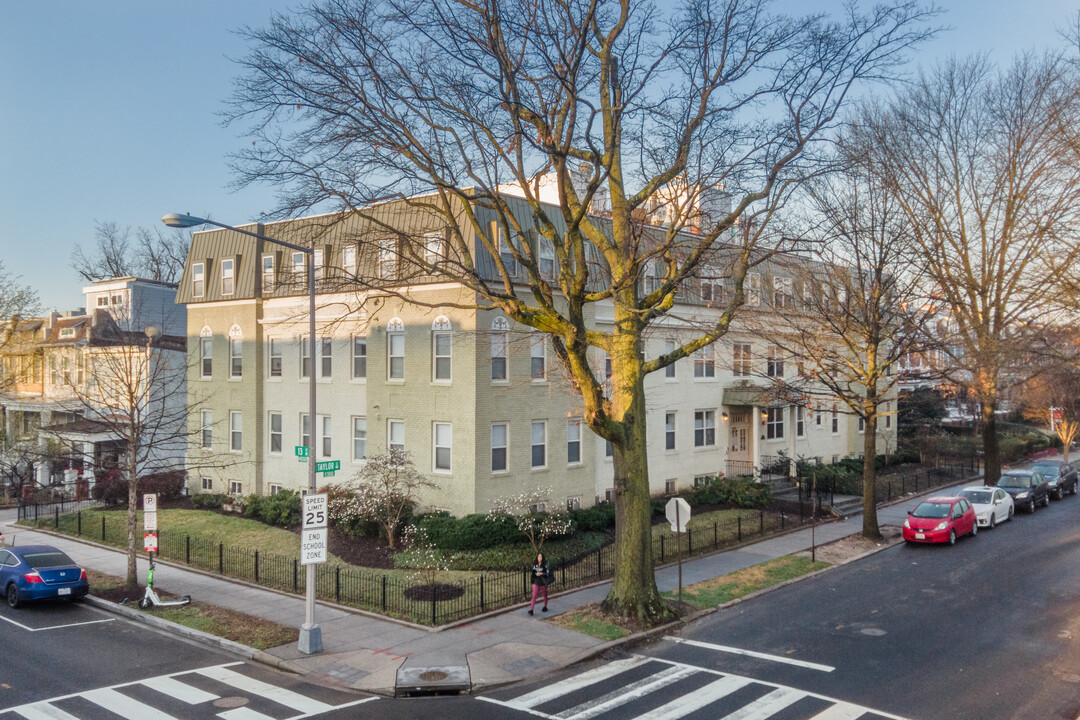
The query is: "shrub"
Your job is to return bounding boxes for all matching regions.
[192,493,229,509]
[244,489,302,527]
[413,512,525,551]
[570,503,616,532]
[682,476,772,509]
[90,469,185,506]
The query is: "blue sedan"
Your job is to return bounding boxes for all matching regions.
[1,544,89,608]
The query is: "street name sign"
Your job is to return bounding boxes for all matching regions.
[315,460,340,474]
[295,446,310,458]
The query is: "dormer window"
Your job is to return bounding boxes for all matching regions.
[221,259,235,295]
[59,328,76,339]
[96,297,109,307]
[192,263,205,297]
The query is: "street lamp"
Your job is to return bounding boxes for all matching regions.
[162,213,323,655]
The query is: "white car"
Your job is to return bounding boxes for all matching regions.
[956,485,1014,528]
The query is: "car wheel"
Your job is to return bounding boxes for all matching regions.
[1071,483,1077,496]
[1008,506,1014,520]
[1056,488,1064,501]
[1029,498,1037,513]
[6,583,20,609]
[949,529,957,546]
[989,514,996,529]
[971,522,978,537]
[1043,493,1051,508]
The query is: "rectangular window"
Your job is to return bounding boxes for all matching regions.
[746,272,761,306]
[201,477,212,491]
[531,334,546,380]
[352,337,367,379]
[379,238,396,279]
[694,410,715,447]
[774,276,793,308]
[433,331,451,381]
[766,407,784,439]
[531,421,547,468]
[733,343,752,377]
[767,347,783,378]
[796,406,805,438]
[292,252,305,281]
[388,420,405,453]
[269,339,282,378]
[859,415,865,433]
[388,330,404,379]
[192,262,204,298]
[693,345,715,378]
[300,413,311,451]
[200,337,212,379]
[230,481,243,495]
[321,415,332,458]
[885,402,892,428]
[433,422,452,472]
[262,255,275,293]
[424,232,445,265]
[320,337,332,378]
[605,439,613,458]
[229,337,242,378]
[816,410,823,427]
[229,411,242,452]
[300,337,311,379]
[352,417,367,460]
[665,340,676,379]
[665,479,677,495]
[567,419,581,464]
[201,410,212,449]
[269,412,282,453]
[491,328,508,381]
[491,423,508,472]
[665,412,676,450]
[342,245,357,276]
[221,258,235,296]
[269,484,282,496]
[832,404,839,434]
[313,248,324,280]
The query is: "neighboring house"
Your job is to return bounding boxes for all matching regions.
[0,278,186,500]
[178,193,887,516]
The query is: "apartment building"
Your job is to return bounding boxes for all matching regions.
[178,194,888,516]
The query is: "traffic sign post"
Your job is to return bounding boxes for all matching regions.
[143,494,157,513]
[665,497,691,604]
[301,494,328,567]
[144,533,158,553]
[144,511,157,532]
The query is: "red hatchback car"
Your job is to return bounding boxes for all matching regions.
[903,496,978,545]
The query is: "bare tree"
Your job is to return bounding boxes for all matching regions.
[71,221,190,283]
[226,0,936,622]
[767,153,933,539]
[858,53,1080,485]
[344,449,437,549]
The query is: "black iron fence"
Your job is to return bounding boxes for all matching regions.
[34,505,809,626]
[18,498,102,522]
[796,463,970,507]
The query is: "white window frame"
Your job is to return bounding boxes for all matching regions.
[831,404,839,434]
[388,419,405,454]
[262,255,275,293]
[228,326,242,379]
[319,337,332,379]
[665,412,676,450]
[433,422,452,473]
[746,272,761,306]
[229,411,242,452]
[387,318,405,380]
[300,336,311,379]
[773,275,793,308]
[221,258,235,296]
[766,407,784,440]
[693,344,715,378]
[342,245,357,276]
[230,480,243,496]
[796,406,805,438]
[320,415,332,458]
[352,417,367,461]
[664,340,676,380]
[491,423,508,473]
[313,248,324,280]
[694,410,715,447]
[200,410,212,449]
[199,328,213,379]
[300,413,311,451]
[201,477,212,491]
[269,412,283,454]
[424,231,445,266]
[530,333,546,381]
[379,238,396,279]
[192,262,205,298]
[733,343,752,377]
[268,338,283,378]
[538,236,555,280]
[292,252,305,281]
[531,420,547,469]
[767,346,784,378]
[352,336,367,379]
[491,317,509,382]
[567,418,582,465]
[432,317,452,382]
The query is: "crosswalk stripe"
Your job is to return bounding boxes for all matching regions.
[810,702,870,719]
[216,707,279,720]
[554,665,697,719]
[140,676,219,704]
[633,675,753,720]
[664,637,835,672]
[82,688,178,720]
[718,686,804,719]
[194,666,334,714]
[505,656,653,710]
[11,705,81,720]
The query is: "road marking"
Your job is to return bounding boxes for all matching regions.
[810,702,874,719]
[140,675,219,704]
[663,636,835,672]
[195,665,334,714]
[717,686,804,719]
[499,656,652,710]
[10,705,81,720]
[217,708,278,720]
[633,675,753,720]
[82,687,177,719]
[0,614,115,632]
[553,664,696,719]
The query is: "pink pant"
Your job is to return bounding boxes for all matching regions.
[530,583,548,611]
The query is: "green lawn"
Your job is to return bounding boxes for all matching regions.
[663,555,829,610]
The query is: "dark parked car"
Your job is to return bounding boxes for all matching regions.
[1029,460,1078,500]
[997,470,1051,513]
[0,545,88,608]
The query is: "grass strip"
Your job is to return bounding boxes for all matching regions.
[662,555,829,610]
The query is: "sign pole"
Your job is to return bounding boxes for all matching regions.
[298,256,323,655]
[676,501,683,605]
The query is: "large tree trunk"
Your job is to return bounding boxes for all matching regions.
[981,397,1000,486]
[599,325,669,624]
[861,412,881,540]
[125,449,139,594]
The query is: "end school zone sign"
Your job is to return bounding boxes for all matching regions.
[301,494,328,565]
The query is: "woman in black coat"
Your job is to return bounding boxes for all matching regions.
[528,551,552,615]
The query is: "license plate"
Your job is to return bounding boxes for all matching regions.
[915,533,925,539]
[57,588,71,596]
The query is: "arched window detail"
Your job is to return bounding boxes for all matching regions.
[431,316,452,331]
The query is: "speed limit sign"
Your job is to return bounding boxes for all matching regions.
[302,494,328,529]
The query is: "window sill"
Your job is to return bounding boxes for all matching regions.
[350,378,368,383]
[267,376,282,382]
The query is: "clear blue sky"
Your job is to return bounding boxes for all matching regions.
[2,0,1074,311]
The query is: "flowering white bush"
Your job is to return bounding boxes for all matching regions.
[329,449,437,548]
[488,486,574,553]
[401,524,454,588]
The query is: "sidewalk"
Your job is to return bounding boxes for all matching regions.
[0,472,982,696]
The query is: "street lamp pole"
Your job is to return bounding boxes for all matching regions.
[162,213,322,655]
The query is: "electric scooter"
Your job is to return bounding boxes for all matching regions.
[137,556,191,609]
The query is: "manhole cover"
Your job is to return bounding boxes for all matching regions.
[419,671,448,682]
[213,697,249,709]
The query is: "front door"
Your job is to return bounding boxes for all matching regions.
[728,408,752,475]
